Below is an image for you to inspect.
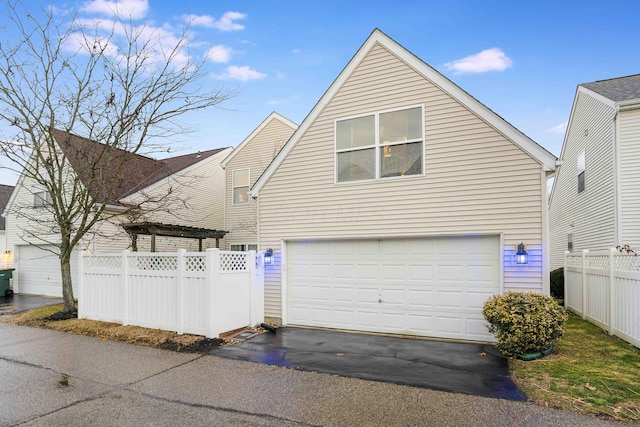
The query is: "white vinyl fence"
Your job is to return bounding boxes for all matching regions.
[78,249,264,338]
[565,249,640,348]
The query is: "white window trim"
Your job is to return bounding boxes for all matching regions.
[230,243,258,251]
[32,184,52,208]
[232,168,250,205]
[334,104,425,184]
[577,150,585,194]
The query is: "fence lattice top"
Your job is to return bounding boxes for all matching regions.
[566,251,640,272]
[616,254,640,272]
[84,255,122,269]
[219,252,247,272]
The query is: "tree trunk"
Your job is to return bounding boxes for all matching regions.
[60,254,75,313]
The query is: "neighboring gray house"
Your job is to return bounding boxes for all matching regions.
[549,74,640,269]
[251,29,557,342]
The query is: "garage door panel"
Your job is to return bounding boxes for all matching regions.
[467,291,497,309]
[407,290,434,308]
[436,265,463,282]
[407,265,433,281]
[287,236,500,341]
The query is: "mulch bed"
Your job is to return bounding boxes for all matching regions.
[159,338,224,354]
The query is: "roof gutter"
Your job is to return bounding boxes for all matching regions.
[618,98,640,111]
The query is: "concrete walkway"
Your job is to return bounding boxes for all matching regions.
[0,323,631,426]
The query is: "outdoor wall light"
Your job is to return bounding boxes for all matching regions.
[516,242,528,265]
[3,250,10,257]
[264,248,273,265]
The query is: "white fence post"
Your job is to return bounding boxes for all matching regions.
[581,250,588,320]
[609,248,616,335]
[78,251,85,318]
[177,249,185,335]
[206,248,219,338]
[563,251,569,309]
[122,250,130,326]
[248,250,264,327]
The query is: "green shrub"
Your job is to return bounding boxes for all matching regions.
[550,267,564,299]
[482,292,569,357]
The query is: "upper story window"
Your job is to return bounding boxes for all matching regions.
[33,185,51,208]
[577,150,585,193]
[232,169,250,204]
[336,106,424,183]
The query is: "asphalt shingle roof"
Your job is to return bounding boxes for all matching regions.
[581,74,640,103]
[51,129,227,205]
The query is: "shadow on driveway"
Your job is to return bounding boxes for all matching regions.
[211,327,527,402]
[0,294,63,315]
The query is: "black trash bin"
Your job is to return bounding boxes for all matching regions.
[0,269,15,297]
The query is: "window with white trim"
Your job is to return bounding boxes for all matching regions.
[230,244,257,251]
[232,169,250,204]
[336,106,424,183]
[33,185,51,208]
[577,150,585,193]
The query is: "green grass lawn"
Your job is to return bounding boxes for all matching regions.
[511,314,640,422]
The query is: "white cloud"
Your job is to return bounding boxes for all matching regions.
[266,94,298,106]
[65,17,191,71]
[81,0,148,19]
[182,11,246,31]
[206,45,232,63]
[218,66,266,81]
[547,121,568,134]
[444,48,513,74]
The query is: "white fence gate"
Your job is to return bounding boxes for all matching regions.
[565,249,640,348]
[78,249,264,338]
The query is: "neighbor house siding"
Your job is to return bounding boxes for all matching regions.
[258,43,547,319]
[548,90,617,269]
[117,147,232,252]
[619,107,640,246]
[224,118,296,250]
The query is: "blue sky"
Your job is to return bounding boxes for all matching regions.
[0,0,638,185]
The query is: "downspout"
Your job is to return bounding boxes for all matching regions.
[613,105,621,246]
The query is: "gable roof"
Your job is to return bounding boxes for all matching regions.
[220,112,298,169]
[581,74,640,103]
[251,29,556,196]
[51,129,229,205]
[0,184,14,230]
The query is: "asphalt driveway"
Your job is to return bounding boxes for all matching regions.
[211,326,527,401]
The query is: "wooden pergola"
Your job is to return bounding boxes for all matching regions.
[122,222,228,252]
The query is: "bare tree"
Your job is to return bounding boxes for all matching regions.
[0,1,233,313]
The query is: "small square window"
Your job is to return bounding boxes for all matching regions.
[567,233,573,252]
[33,186,51,208]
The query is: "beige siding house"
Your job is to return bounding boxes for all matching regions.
[221,112,297,251]
[3,129,231,297]
[549,74,640,269]
[251,29,557,342]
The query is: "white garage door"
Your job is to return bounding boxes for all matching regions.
[286,235,501,341]
[16,245,79,297]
